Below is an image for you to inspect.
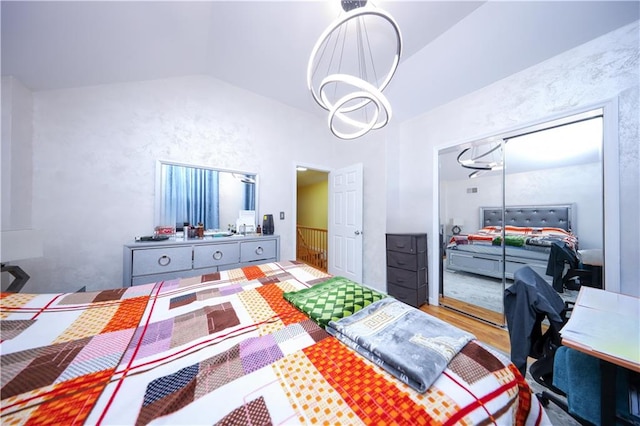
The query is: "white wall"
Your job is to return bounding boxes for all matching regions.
[441,163,602,249]
[392,21,639,298]
[19,75,348,292]
[10,73,390,293]
[1,77,38,290]
[1,76,33,232]
[329,128,390,291]
[6,22,637,297]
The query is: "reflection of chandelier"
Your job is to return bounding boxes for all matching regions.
[307,0,402,140]
[457,141,504,178]
[232,173,256,184]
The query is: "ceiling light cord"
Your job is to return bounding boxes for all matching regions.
[307,2,402,140]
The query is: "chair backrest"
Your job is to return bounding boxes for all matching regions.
[513,266,566,320]
[505,266,568,376]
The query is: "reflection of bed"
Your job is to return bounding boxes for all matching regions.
[446,205,577,283]
[1,261,548,424]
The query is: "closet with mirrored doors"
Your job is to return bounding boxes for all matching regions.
[438,108,606,326]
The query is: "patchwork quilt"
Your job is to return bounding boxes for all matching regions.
[1,261,550,425]
[448,225,578,252]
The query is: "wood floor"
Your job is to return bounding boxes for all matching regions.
[438,296,506,327]
[420,301,511,355]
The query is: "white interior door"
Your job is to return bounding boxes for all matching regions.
[328,163,363,283]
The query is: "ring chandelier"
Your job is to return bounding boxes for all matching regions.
[457,141,504,178]
[307,0,402,140]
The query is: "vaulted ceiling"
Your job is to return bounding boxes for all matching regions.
[2,1,638,123]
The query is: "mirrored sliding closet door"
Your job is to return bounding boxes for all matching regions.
[439,139,506,325]
[439,108,605,327]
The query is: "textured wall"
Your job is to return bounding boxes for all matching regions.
[441,163,602,249]
[15,22,636,296]
[1,76,33,231]
[394,21,639,299]
[22,74,389,293]
[25,76,346,292]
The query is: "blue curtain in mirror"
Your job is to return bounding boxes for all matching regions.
[162,165,220,229]
[244,183,255,210]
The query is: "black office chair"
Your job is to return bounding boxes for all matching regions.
[509,267,636,426]
[527,305,591,425]
[505,266,589,424]
[562,267,597,290]
[547,242,602,292]
[563,248,604,291]
[505,266,567,376]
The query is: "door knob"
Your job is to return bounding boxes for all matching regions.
[354,230,361,235]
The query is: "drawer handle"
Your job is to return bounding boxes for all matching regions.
[255,246,264,255]
[212,251,223,260]
[158,255,171,267]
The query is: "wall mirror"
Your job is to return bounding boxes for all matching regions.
[438,108,604,326]
[154,160,258,231]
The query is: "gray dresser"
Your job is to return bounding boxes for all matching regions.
[386,233,428,308]
[123,235,279,286]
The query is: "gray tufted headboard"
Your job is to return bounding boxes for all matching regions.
[480,205,574,232]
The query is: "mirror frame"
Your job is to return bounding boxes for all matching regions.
[154,160,259,230]
[430,98,620,306]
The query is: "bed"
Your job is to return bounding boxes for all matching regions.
[1,261,549,425]
[446,205,578,284]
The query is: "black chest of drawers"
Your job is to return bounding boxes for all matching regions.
[386,233,428,308]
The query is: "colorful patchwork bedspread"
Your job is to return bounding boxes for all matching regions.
[1,261,549,425]
[448,225,578,251]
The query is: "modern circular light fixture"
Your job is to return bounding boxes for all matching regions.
[319,73,392,139]
[307,0,402,140]
[456,142,503,170]
[232,173,256,184]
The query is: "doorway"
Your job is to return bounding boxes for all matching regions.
[296,167,329,272]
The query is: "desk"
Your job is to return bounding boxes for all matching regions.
[560,287,640,425]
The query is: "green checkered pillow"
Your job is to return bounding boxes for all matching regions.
[283,276,386,328]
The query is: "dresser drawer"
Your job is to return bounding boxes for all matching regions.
[386,234,426,254]
[124,235,280,287]
[386,250,426,271]
[193,242,240,269]
[387,266,427,289]
[447,251,501,275]
[240,239,277,262]
[132,246,192,276]
[387,282,427,308]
